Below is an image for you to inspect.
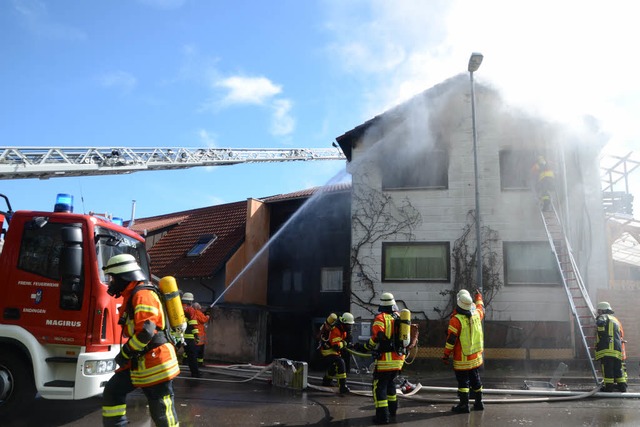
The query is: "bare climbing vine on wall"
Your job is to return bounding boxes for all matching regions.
[350,171,422,316]
[435,209,502,319]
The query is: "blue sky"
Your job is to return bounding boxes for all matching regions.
[1,0,639,220]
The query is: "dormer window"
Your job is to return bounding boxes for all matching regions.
[187,234,217,257]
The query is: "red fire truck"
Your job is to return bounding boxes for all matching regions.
[0,193,149,415]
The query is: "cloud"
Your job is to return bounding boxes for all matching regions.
[270,99,295,137]
[215,76,282,106]
[322,0,640,150]
[214,75,295,137]
[97,71,138,94]
[198,129,218,147]
[12,0,86,40]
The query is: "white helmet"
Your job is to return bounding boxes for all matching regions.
[104,253,139,275]
[103,254,146,282]
[182,292,194,303]
[597,301,612,311]
[457,293,474,311]
[340,312,355,324]
[380,292,396,307]
[103,254,146,297]
[457,289,470,299]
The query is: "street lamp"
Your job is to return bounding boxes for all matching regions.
[468,52,483,292]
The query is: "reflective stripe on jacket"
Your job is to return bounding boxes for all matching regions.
[193,310,210,346]
[120,282,180,387]
[183,304,199,340]
[444,296,485,371]
[320,325,347,357]
[367,312,405,371]
[595,314,625,360]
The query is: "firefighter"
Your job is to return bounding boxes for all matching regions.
[364,292,405,425]
[181,292,208,377]
[595,301,627,392]
[442,289,485,413]
[101,254,179,427]
[191,302,211,366]
[320,312,355,393]
[530,155,555,211]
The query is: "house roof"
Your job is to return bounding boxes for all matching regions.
[139,201,248,279]
[128,213,190,234]
[335,74,467,161]
[130,184,352,280]
[260,182,351,203]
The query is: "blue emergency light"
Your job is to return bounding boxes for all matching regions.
[112,217,123,226]
[54,193,74,213]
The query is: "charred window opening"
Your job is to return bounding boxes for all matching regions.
[381,148,448,190]
[500,149,536,190]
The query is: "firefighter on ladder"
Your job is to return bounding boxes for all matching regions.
[101,254,180,427]
[320,312,355,393]
[442,289,485,413]
[595,301,627,392]
[364,292,405,425]
[530,155,555,211]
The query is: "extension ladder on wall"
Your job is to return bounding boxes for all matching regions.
[539,202,599,384]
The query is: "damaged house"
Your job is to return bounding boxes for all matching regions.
[335,74,611,363]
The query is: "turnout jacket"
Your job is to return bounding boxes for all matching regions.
[183,303,209,344]
[444,294,485,371]
[365,312,405,371]
[595,313,626,361]
[320,324,349,357]
[118,281,180,387]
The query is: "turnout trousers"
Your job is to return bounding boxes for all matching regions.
[102,369,178,427]
[372,370,399,412]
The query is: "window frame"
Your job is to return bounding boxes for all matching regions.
[282,269,303,293]
[499,149,536,191]
[381,148,449,191]
[503,241,563,286]
[382,241,451,282]
[186,234,218,257]
[320,267,344,292]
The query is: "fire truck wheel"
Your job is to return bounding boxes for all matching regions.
[0,352,36,417]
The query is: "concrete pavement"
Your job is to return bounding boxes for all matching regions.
[8,362,640,426]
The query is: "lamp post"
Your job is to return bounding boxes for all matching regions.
[468,52,483,292]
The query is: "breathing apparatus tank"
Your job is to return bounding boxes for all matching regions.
[159,276,188,334]
[399,309,412,350]
[319,313,338,343]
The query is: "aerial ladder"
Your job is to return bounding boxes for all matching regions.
[0,146,345,180]
[539,200,599,384]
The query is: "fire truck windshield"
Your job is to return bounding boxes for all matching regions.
[95,226,149,283]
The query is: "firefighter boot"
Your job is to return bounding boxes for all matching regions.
[473,391,484,411]
[616,382,628,393]
[373,407,390,425]
[388,399,398,418]
[601,383,615,392]
[451,392,470,413]
[338,378,350,394]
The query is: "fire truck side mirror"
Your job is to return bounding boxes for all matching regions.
[59,226,84,310]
